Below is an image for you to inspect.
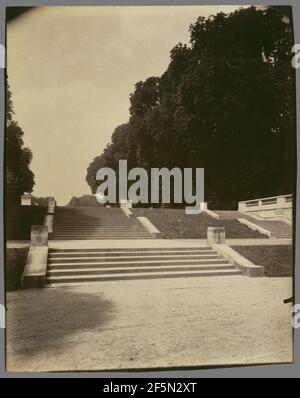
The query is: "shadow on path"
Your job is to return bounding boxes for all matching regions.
[7,287,116,360]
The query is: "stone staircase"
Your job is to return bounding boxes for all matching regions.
[214,211,292,239]
[46,246,242,286]
[52,206,152,240]
[249,219,292,239]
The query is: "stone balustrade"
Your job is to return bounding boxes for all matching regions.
[238,194,292,221]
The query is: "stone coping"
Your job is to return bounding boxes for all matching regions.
[212,244,265,277]
[6,238,292,249]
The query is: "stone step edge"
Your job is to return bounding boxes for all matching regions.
[47,263,234,274]
[48,250,215,256]
[46,268,243,282]
[48,256,227,265]
[48,253,218,260]
[49,247,210,253]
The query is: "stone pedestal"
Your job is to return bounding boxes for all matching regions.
[207,227,225,245]
[21,194,32,206]
[47,205,55,214]
[120,199,132,209]
[48,197,56,207]
[238,201,246,212]
[44,215,54,233]
[200,202,207,211]
[22,225,49,289]
[47,197,56,214]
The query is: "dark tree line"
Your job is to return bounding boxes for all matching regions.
[5,80,35,205]
[86,6,296,209]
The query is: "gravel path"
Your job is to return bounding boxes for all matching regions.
[6,276,293,371]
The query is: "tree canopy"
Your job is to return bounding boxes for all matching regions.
[86,6,296,209]
[6,79,35,204]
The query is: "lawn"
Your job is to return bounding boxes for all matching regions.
[231,245,293,277]
[133,208,265,239]
[5,205,46,240]
[5,248,29,291]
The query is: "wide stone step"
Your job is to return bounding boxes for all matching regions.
[53,233,152,237]
[49,250,216,258]
[46,268,242,285]
[69,214,125,217]
[54,227,142,230]
[53,232,149,235]
[47,263,234,276]
[53,227,148,230]
[54,218,127,221]
[54,222,129,225]
[54,218,138,221]
[53,230,148,234]
[53,233,149,236]
[54,227,146,231]
[48,258,228,268]
[53,224,139,227]
[54,221,141,224]
[49,247,209,253]
[48,253,221,263]
[53,236,152,239]
[55,218,133,225]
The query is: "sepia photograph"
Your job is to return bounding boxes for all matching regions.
[4,5,296,372]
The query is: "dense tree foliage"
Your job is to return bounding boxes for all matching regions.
[5,80,35,204]
[66,195,105,207]
[86,6,296,209]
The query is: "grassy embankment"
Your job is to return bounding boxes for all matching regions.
[133,208,265,239]
[5,205,46,291]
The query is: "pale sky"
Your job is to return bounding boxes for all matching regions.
[7,6,244,205]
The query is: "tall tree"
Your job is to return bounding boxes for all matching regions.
[86,6,296,209]
[5,79,35,204]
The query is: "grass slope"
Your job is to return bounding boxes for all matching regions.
[5,248,29,291]
[231,245,293,277]
[133,208,265,239]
